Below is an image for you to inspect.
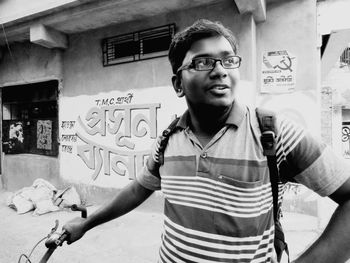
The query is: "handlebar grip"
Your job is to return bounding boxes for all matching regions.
[45,231,68,248]
[55,231,68,247]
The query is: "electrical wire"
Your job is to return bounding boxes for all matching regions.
[1,22,29,84]
[17,236,47,263]
[18,254,32,263]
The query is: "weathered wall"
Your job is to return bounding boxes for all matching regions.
[62,1,245,97]
[0,0,320,199]
[0,43,62,190]
[257,0,319,134]
[343,109,350,121]
[2,154,60,190]
[0,42,63,86]
[59,2,261,194]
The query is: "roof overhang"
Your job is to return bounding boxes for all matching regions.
[0,0,279,48]
[0,0,228,47]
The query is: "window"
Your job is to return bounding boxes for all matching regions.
[102,24,175,66]
[2,80,58,156]
[340,47,350,67]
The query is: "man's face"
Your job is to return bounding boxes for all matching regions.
[174,36,240,110]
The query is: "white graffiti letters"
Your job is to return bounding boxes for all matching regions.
[75,102,160,181]
[76,132,149,180]
[78,103,160,149]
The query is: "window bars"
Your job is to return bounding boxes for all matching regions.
[102,24,176,66]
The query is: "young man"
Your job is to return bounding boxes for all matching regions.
[63,19,350,262]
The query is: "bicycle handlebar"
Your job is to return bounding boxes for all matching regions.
[55,231,69,246]
[45,230,68,249]
[39,231,69,263]
[38,204,87,262]
[39,248,56,263]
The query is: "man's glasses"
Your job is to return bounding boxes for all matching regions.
[177,55,242,73]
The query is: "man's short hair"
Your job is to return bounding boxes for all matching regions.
[168,19,238,74]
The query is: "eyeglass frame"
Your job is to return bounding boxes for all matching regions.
[176,55,242,74]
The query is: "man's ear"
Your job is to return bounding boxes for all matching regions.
[172,75,185,97]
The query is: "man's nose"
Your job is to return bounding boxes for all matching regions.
[209,60,227,78]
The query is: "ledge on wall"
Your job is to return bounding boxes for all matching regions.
[30,24,68,49]
[234,0,266,23]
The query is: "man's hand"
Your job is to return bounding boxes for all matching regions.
[61,181,153,246]
[62,217,87,244]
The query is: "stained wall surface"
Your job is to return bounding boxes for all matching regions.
[0,0,318,196]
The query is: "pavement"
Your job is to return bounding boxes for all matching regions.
[0,189,163,263]
[0,188,345,263]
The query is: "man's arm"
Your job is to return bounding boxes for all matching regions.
[63,180,154,244]
[294,177,350,263]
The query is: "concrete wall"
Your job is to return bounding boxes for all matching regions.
[0,42,63,86]
[343,109,350,121]
[0,43,62,190]
[62,1,247,98]
[58,2,255,200]
[0,0,320,201]
[257,0,320,134]
[58,0,319,200]
[321,86,333,145]
[2,154,60,190]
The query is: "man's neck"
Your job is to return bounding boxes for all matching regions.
[188,103,233,145]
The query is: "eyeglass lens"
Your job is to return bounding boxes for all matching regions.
[194,56,241,70]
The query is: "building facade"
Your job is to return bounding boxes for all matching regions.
[0,0,322,201]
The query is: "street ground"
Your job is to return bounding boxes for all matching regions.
[0,190,163,263]
[0,189,338,263]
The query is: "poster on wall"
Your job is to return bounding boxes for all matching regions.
[342,122,350,158]
[261,50,297,93]
[6,121,25,153]
[37,120,52,150]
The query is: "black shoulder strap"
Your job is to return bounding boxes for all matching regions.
[256,108,290,262]
[255,108,279,221]
[256,108,277,157]
[157,117,180,165]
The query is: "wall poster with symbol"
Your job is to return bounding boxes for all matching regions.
[342,122,350,158]
[261,50,297,93]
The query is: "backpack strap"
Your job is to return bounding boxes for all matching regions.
[153,117,180,165]
[256,108,279,221]
[256,108,277,157]
[256,108,289,262]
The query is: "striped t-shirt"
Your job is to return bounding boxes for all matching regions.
[136,102,350,263]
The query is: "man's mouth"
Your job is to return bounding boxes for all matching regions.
[209,84,230,92]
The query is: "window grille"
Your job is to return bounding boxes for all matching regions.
[102,24,175,66]
[340,47,350,66]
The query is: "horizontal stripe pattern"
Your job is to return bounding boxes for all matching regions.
[159,216,275,263]
[156,106,297,262]
[133,105,350,262]
[206,157,267,167]
[276,118,305,166]
[162,175,273,218]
